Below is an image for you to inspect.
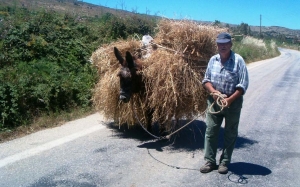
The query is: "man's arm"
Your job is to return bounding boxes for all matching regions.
[225,87,244,106]
[203,82,218,94]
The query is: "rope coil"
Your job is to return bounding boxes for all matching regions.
[208,92,228,114]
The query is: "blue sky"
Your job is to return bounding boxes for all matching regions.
[83,0,300,30]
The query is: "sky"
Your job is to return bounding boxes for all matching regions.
[82,0,300,30]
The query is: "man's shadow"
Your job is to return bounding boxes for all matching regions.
[227,162,272,184]
[230,162,271,176]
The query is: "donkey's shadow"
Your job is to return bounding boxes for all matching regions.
[106,120,258,151]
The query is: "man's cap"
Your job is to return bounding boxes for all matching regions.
[216,32,232,43]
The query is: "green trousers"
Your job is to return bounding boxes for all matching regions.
[204,95,243,165]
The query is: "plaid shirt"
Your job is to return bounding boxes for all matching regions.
[202,51,249,96]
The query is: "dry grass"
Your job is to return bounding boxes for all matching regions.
[241,36,266,49]
[90,40,142,75]
[142,50,207,126]
[91,19,227,131]
[153,19,226,62]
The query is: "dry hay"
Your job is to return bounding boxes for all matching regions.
[153,19,227,65]
[90,40,141,75]
[142,50,208,127]
[91,19,228,131]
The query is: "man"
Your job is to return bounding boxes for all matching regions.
[200,32,249,174]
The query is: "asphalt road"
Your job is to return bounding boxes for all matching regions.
[0,48,300,187]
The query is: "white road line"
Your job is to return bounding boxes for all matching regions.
[0,125,105,168]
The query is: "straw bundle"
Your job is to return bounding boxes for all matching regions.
[153,19,226,64]
[90,40,141,75]
[91,19,228,131]
[142,50,207,127]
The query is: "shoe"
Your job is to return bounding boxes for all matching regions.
[200,161,217,173]
[218,163,228,174]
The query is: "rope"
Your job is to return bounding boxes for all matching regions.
[132,105,205,140]
[132,107,161,139]
[163,113,204,139]
[208,92,228,114]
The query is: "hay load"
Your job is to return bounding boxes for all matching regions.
[90,40,141,75]
[91,19,227,131]
[153,19,224,63]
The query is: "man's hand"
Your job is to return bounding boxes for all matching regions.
[211,92,229,107]
[212,91,222,101]
[224,88,244,107]
[223,98,232,107]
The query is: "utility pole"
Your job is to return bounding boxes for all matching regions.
[260,14,262,38]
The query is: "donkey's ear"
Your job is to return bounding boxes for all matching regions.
[114,47,124,65]
[125,51,135,69]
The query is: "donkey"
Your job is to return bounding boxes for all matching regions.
[114,47,154,132]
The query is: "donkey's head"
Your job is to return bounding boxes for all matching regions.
[114,47,143,103]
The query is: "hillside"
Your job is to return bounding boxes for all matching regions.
[1,0,299,39]
[0,0,145,19]
[250,26,300,39]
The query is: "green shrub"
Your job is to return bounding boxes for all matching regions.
[0,8,98,128]
[0,5,156,130]
[233,36,280,63]
[0,60,97,128]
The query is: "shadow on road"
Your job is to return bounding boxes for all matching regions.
[228,162,272,184]
[106,120,258,152]
[136,120,206,151]
[230,162,272,176]
[105,120,206,151]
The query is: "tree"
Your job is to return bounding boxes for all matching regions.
[238,22,251,35]
[131,6,138,13]
[118,0,126,10]
[213,20,221,27]
[146,7,150,15]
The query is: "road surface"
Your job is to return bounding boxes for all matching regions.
[0,48,300,187]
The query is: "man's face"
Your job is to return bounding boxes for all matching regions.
[217,42,232,56]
